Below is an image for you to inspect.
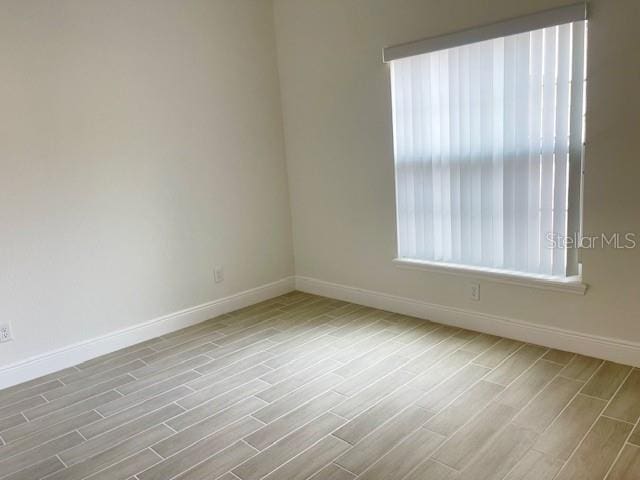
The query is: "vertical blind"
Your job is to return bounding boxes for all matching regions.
[390,20,586,277]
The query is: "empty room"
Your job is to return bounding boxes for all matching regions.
[1,0,639,479]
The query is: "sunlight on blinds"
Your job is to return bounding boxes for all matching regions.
[391,21,586,277]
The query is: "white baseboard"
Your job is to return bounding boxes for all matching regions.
[0,277,295,389]
[295,276,640,367]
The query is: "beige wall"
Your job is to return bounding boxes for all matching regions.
[0,0,293,366]
[274,0,640,343]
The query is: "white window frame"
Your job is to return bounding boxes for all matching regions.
[384,3,588,294]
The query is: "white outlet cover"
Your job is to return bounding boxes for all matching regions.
[0,323,12,343]
[468,283,480,301]
[214,266,224,283]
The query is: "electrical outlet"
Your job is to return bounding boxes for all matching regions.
[0,323,12,343]
[214,266,224,283]
[468,283,480,301]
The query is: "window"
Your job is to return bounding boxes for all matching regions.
[386,4,587,279]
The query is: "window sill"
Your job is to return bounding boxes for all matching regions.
[392,258,587,295]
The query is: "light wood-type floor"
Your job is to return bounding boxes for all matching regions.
[1,292,639,480]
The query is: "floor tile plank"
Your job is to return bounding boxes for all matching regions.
[2,456,66,480]
[542,349,575,365]
[0,380,64,409]
[80,386,190,439]
[0,414,26,433]
[141,417,262,480]
[253,373,343,424]
[603,369,640,423]
[0,410,101,459]
[157,397,265,458]
[403,460,458,480]
[629,423,640,446]
[415,363,490,412]
[332,386,422,444]
[116,356,209,396]
[432,402,516,470]
[24,375,135,420]
[357,427,444,480]
[83,449,162,480]
[333,355,407,397]
[0,432,83,479]
[457,424,537,480]
[425,380,504,436]
[459,333,501,355]
[245,390,345,450]
[172,442,258,480]
[512,375,583,434]
[402,332,469,374]
[560,355,603,382]
[334,405,433,475]
[555,417,631,480]
[171,379,269,431]
[256,358,341,403]
[232,413,345,480]
[474,339,524,368]
[96,370,199,417]
[331,369,415,419]
[0,368,77,401]
[606,444,640,480]
[179,364,271,410]
[534,393,606,460]
[0,396,47,421]
[263,435,351,480]
[1,390,121,443]
[503,449,564,480]
[261,348,337,385]
[53,360,146,394]
[46,425,174,480]
[408,349,476,392]
[308,464,355,480]
[484,344,547,386]
[60,404,184,466]
[494,359,561,410]
[581,362,632,400]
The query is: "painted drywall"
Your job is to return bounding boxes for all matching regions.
[274,0,640,347]
[0,0,293,367]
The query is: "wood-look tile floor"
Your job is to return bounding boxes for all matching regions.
[1,292,639,480]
